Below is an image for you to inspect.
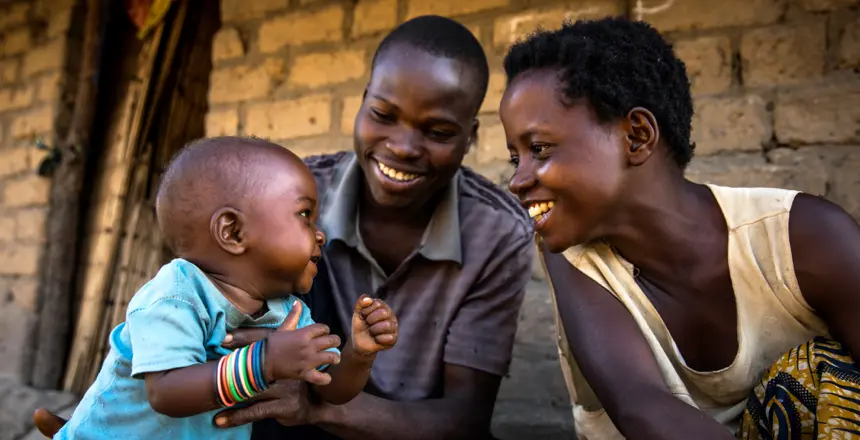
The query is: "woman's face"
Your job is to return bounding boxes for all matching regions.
[501,69,630,252]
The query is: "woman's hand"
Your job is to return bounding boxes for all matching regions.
[214,380,315,428]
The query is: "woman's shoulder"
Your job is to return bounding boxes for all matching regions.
[704,183,800,229]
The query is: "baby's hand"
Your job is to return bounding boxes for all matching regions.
[351,295,399,357]
[265,301,342,386]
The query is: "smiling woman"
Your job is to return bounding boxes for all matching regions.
[502,17,860,440]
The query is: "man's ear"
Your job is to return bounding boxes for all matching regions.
[622,107,659,167]
[210,207,247,255]
[466,118,480,156]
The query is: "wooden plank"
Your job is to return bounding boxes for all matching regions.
[31,0,103,389]
[62,25,165,393]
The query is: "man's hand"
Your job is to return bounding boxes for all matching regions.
[351,295,398,356]
[265,301,342,386]
[222,327,273,350]
[214,380,313,428]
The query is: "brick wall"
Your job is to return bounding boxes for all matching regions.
[0,0,78,383]
[206,0,860,218]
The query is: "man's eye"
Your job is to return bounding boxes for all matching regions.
[531,143,549,155]
[371,108,393,122]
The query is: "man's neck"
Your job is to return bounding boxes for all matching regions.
[358,186,440,229]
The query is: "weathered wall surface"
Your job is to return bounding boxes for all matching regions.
[207,0,860,221]
[205,0,860,438]
[0,0,78,384]
[0,0,81,438]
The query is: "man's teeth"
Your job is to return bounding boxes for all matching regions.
[528,201,555,219]
[377,161,418,182]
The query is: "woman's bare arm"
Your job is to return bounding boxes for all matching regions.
[789,194,860,357]
[542,248,734,440]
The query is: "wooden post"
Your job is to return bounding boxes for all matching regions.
[31,0,103,389]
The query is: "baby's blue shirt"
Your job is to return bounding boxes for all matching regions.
[55,258,337,440]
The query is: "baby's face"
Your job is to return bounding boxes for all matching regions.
[244,160,324,296]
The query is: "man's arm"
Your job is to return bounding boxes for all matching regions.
[789,194,860,357]
[541,248,734,440]
[312,364,501,440]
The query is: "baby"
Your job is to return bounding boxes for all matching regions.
[53,136,399,439]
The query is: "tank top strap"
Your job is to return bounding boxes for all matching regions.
[705,184,824,333]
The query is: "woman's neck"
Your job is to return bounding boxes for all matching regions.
[604,177,728,275]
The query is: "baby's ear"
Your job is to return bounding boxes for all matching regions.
[210,207,247,255]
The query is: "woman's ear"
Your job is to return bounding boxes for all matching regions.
[623,107,659,167]
[210,207,247,255]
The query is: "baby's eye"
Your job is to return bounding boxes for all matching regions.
[300,210,312,218]
[428,129,456,141]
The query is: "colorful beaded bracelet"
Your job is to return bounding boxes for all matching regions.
[215,339,269,407]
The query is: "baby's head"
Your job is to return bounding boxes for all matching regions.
[155,136,324,298]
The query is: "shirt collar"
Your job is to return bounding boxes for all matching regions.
[320,153,462,265]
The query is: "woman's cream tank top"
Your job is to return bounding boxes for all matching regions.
[538,184,829,439]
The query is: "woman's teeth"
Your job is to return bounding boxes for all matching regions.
[377,161,418,182]
[528,201,555,220]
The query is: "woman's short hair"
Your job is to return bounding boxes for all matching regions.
[504,17,696,169]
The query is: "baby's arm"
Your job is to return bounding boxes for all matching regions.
[311,295,399,405]
[144,363,221,417]
[312,342,375,405]
[136,299,339,418]
[127,294,241,418]
[125,295,224,418]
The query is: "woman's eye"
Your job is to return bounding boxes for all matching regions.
[508,156,520,167]
[300,210,312,219]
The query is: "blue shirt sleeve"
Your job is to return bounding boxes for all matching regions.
[127,296,207,379]
[293,297,340,369]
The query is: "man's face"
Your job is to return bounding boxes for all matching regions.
[353,46,481,209]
